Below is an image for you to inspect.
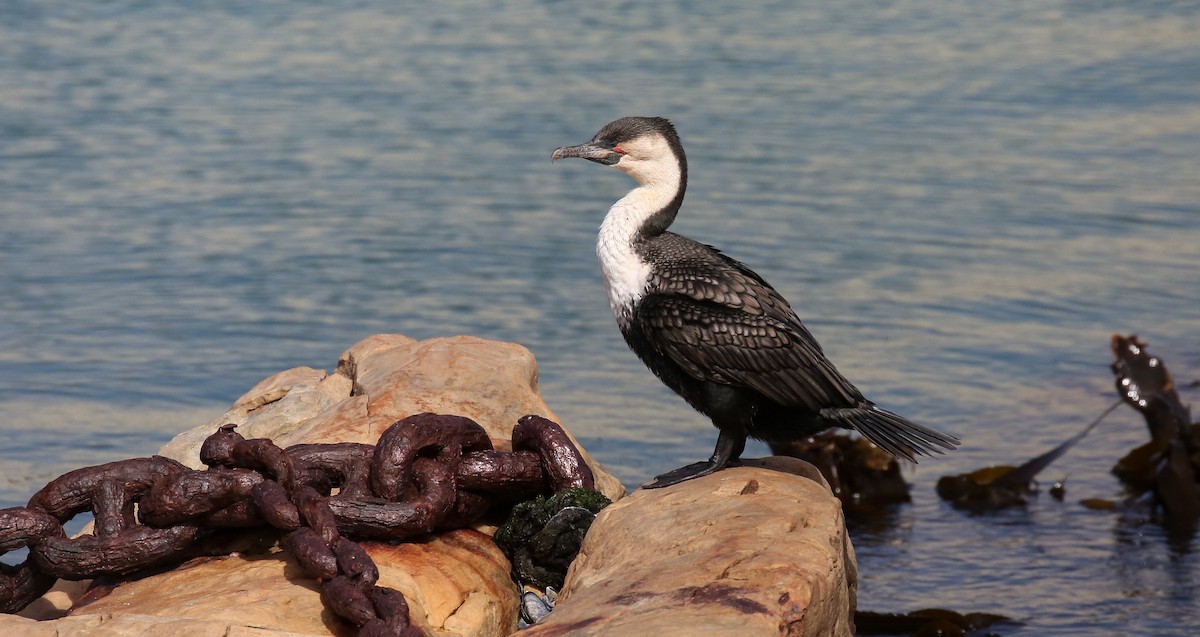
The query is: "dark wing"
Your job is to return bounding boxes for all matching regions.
[634,292,863,412]
[634,236,960,457]
[647,237,805,325]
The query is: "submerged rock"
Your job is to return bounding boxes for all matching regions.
[936,399,1117,511]
[936,465,1034,510]
[855,608,1013,636]
[771,433,912,512]
[1109,334,1200,538]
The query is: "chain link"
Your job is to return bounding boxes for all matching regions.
[0,412,594,636]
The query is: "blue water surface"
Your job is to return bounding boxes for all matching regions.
[2,1,1198,634]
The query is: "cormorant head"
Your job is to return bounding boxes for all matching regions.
[552,116,687,188]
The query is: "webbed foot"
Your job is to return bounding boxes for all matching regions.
[643,458,741,489]
[641,429,746,489]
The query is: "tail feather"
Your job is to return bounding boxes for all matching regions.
[820,404,959,462]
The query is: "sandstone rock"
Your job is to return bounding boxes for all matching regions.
[71,529,513,637]
[0,612,327,637]
[3,334,858,636]
[7,334,625,636]
[157,334,624,500]
[522,457,857,637]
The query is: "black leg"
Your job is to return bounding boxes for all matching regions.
[643,429,746,489]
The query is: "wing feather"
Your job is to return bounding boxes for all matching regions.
[635,293,862,412]
[628,233,958,457]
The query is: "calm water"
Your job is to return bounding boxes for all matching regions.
[2,1,1198,634]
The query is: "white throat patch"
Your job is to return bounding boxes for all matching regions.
[612,132,681,191]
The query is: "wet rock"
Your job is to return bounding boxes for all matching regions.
[855,608,1012,636]
[771,433,912,511]
[494,488,612,591]
[1080,498,1118,511]
[935,465,1033,510]
[522,457,857,637]
[1111,425,1200,492]
[1109,334,1200,537]
[936,400,1117,511]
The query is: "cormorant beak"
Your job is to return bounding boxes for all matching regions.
[551,142,623,166]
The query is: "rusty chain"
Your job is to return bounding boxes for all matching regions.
[0,412,595,636]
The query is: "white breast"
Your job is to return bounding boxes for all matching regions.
[596,196,653,321]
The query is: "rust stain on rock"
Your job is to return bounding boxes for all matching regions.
[610,590,657,607]
[678,583,770,615]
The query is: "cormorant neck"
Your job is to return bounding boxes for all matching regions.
[595,128,688,319]
[611,142,687,241]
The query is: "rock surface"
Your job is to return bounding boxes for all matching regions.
[8,334,624,636]
[0,612,328,637]
[3,334,857,637]
[522,457,857,637]
[159,334,625,502]
[71,530,513,637]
